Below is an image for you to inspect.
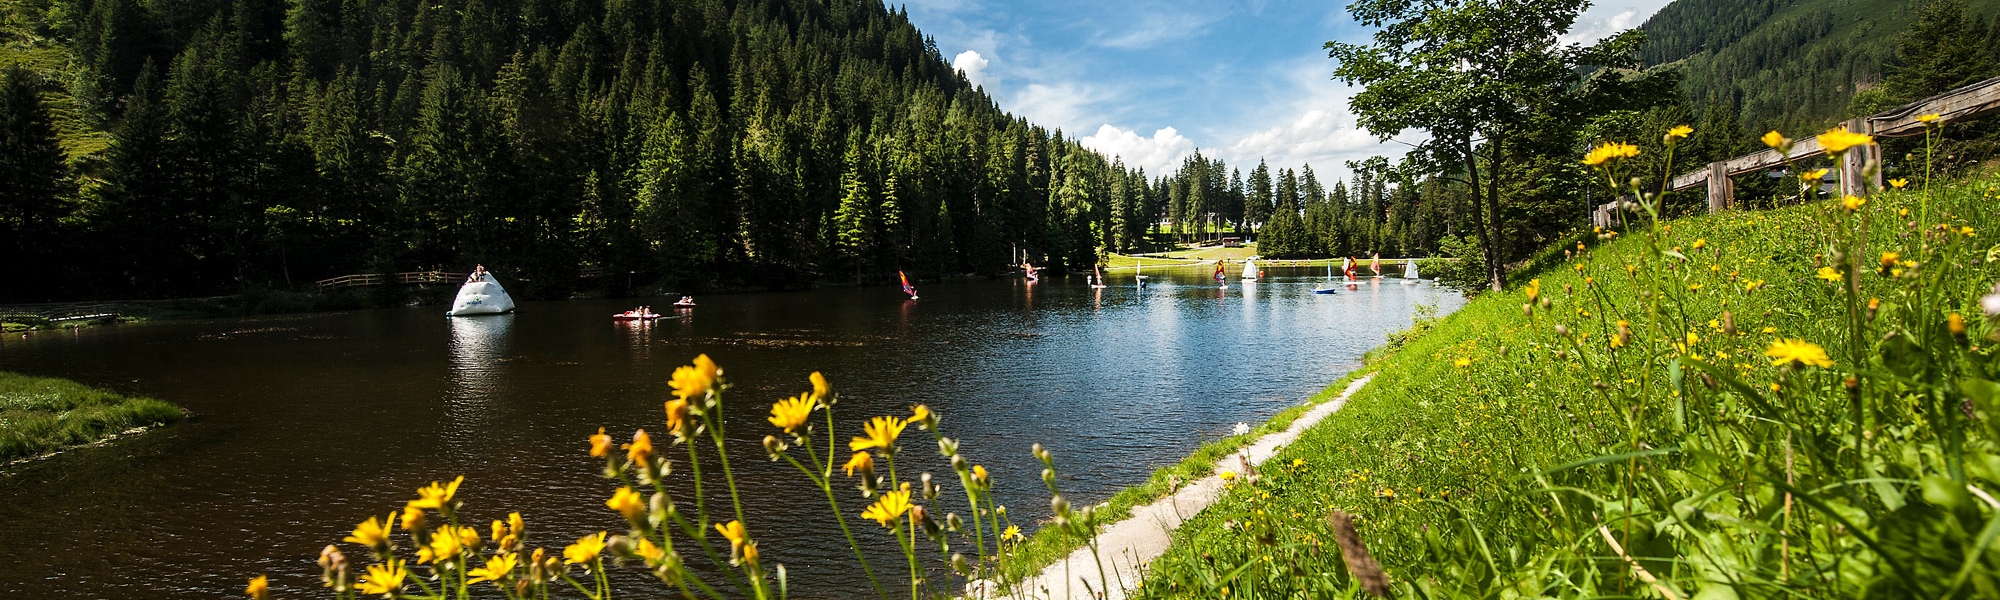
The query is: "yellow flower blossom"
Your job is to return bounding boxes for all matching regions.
[861,486,913,527]
[466,553,518,585]
[1761,130,1789,150]
[418,525,478,564]
[564,532,608,565]
[589,427,612,457]
[849,416,907,452]
[1963,226,1977,237]
[1524,278,1540,301]
[1219,470,1237,481]
[1816,266,1843,282]
[357,559,407,596]
[767,393,815,434]
[633,538,665,565]
[344,514,395,551]
[410,475,465,511]
[1581,141,1640,166]
[400,501,426,532]
[245,575,269,600]
[625,429,653,464]
[670,354,720,403]
[1818,126,1873,154]
[842,451,874,477]
[1692,238,1706,249]
[1453,357,1471,368]
[663,398,691,436]
[1665,125,1693,142]
[1842,195,1866,211]
[1800,168,1828,182]
[1889,178,1909,189]
[606,487,647,523]
[909,404,932,427]
[1917,113,1941,124]
[715,520,750,556]
[809,371,831,401]
[1766,339,1834,368]
[1003,525,1023,542]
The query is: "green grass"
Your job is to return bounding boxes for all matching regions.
[1132,171,2000,597]
[0,371,184,461]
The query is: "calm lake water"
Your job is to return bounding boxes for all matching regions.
[0,266,1460,598]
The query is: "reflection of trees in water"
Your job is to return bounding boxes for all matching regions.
[445,316,513,445]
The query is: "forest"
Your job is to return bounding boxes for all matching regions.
[0,0,1174,303]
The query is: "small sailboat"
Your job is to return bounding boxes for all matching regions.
[1342,257,1359,287]
[1023,261,1040,283]
[1402,259,1422,285]
[900,270,919,300]
[1370,254,1383,279]
[1241,258,1258,280]
[1135,258,1149,286]
[1314,260,1339,294]
[1091,264,1109,288]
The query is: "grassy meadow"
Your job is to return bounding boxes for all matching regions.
[1133,168,2000,597]
[0,371,184,461]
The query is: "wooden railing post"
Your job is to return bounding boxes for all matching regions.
[1705,161,1733,213]
[1839,117,1880,198]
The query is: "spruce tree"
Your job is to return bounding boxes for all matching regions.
[0,65,74,301]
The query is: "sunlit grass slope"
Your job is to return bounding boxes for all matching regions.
[1137,172,2000,597]
[0,371,183,460]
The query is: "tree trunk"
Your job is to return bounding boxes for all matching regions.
[1458,136,1503,293]
[1482,134,1506,291]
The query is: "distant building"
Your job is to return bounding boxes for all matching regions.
[1220,237,1243,247]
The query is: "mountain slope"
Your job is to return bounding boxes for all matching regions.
[1638,0,1999,133]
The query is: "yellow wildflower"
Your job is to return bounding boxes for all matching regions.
[606,487,647,523]
[564,532,608,565]
[410,476,464,511]
[809,371,831,401]
[1917,113,1941,124]
[625,429,653,464]
[418,525,477,564]
[909,404,933,428]
[1963,226,1977,237]
[589,427,612,457]
[715,520,750,556]
[1816,266,1843,282]
[849,416,907,452]
[1692,238,1706,249]
[862,486,913,527]
[1761,130,1789,150]
[767,393,815,434]
[357,559,407,596]
[1818,126,1873,154]
[245,575,269,600]
[1889,178,1909,189]
[663,398,691,436]
[466,553,517,585]
[1376,488,1396,499]
[400,501,426,532]
[1665,124,1693,143]
[1219,470,1237,481]
[1581,141,1640,166]
[1800,168,1828,182]
[670,354,720,403]
[1453,357,1471,368]
[1766,339,1834,368]
[1002,525,1023,542]
[842,451,874,477]
[344,514,395,552]
[1842,195,1865,211]
[633,538,665,565]
[1524,278,1540,301]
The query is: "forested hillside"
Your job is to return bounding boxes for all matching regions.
[0,0,1169,302]
[1638,0,2000,133]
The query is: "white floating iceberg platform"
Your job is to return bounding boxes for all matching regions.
[447,272,516,316]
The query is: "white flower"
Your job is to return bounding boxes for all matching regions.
[1233,422,1251,436]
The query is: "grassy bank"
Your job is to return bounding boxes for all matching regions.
[0,372,184,461]
[1132,171,2000,597]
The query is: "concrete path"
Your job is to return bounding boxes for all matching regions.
[1003,375,1374,600]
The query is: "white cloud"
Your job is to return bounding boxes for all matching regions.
[1008,82,1113,134]
[952,50,991,89]
[1560,0,1674,45]
[1224,108,1389,175]
[1091,11,1222,50]
[1079,124,1197,174]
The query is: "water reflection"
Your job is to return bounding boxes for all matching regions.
[445,315,513,445]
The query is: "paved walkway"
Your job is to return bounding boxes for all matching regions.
[1005,375,1374,600]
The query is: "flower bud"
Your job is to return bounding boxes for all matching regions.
[938,437,960,457]
[650,492,672,526]
[1051,495,1069,515]
[951,553,971,575]
[1031,443,1048,463]
[763,435,784,460]
[1523,303,1534,316]
[946,512,963,532]
[921,473,940,500]
[1042,467,1056,487]
[1554,324,1570,337]
[950,454,969,473]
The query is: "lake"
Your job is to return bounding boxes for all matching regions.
[0,266,1460,598]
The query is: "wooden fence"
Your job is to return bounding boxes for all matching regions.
[315,271,466,293]
[1595,75,2000,226]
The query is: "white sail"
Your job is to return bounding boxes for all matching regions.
[1406,259,1418,279]
[1241,258,1258,279]
[448,272,517,316]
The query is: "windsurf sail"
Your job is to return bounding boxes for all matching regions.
[1370,254,1382,277]
[1214,261,1226,282]
[1095,264,1105,283]
[899,270,917,298]
[1343,257,1356,280]
[1023,261,1039,282]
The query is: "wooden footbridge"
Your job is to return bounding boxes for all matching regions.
[1595,75,2000,226]
[314,271,466,293]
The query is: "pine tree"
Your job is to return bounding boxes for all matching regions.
[0,65,74,301]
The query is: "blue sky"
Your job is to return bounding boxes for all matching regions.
[900,0,1676,182]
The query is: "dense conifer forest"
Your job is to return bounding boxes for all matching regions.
[0,0,1178,302]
